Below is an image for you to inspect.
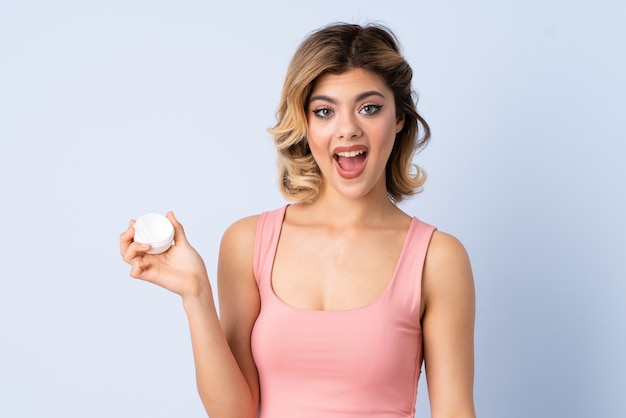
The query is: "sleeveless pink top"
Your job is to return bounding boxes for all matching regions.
[251,206,436,418]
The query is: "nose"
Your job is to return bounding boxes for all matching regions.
[336,112,362,140]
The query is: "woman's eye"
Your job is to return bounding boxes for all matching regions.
[360,104,382,115]
[313,108,333,118]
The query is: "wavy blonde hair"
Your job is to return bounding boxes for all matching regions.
[269,23,430,203]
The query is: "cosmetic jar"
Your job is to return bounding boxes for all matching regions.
[134,213,175,255]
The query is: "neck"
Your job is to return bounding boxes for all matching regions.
[305,183,402,227]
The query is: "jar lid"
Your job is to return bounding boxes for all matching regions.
[134,213,175,250]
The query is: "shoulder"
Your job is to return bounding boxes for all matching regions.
[222,215,260,243]
[426,230,471,268]
[220,205,287,259]
[422,230,474,307]
[220,215,260,272]
[219,214,260,262]
[217,215,262,309]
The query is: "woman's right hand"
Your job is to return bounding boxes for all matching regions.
[120,211,210,299]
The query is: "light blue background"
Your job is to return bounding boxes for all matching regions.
[1,1,624,417]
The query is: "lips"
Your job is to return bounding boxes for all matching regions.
[333,145,368,179]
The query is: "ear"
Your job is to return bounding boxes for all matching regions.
[396,114,405,133]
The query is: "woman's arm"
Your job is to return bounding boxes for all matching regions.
[421,231,476,418]
[211,215,261,416]
[120,213,260,418]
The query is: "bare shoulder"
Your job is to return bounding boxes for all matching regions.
[426,230,471,269]
[422,230,475,307]
[220,215,260,252]
[217,215,261,314]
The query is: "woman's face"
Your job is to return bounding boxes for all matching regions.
[306,68,404,201]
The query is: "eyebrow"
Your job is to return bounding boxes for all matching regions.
[308,90,386,104]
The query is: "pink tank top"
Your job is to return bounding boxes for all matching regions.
[251,206,436,418]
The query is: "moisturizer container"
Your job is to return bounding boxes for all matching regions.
[134,213,175,255]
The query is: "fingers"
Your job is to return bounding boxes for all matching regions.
[120,219,152,263]
[123,241,153,280]
[166,211,189,246]
[129,257,151,279]
[119,220,136,257]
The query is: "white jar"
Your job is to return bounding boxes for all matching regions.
[134,213,175,255]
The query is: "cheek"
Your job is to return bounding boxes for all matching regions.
[307,120,333,139]
[306,124,332,152]
[305,133,327,164]
[378,121,399,146]
[307,143,329,167]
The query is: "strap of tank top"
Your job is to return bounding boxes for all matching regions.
[388,218,437,317]
[253,205,287,287]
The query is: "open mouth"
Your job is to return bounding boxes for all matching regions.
[333,148,368,179]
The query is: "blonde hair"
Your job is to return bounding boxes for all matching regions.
[269,23,430,203]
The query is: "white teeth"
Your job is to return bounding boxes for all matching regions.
[335,150,366,158]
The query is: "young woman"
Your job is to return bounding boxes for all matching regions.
[120,23,476,418]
